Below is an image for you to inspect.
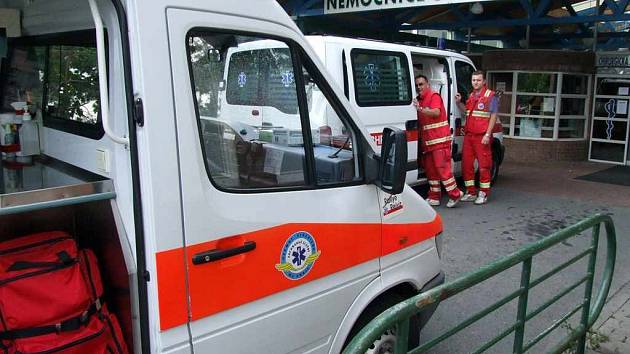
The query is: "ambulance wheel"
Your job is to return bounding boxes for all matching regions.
[490,149,500,184]
[344,293,420,353]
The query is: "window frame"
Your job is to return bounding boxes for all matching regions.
[1,30,105,140]
[487,70,591,141]
[349,48,412,107]
[454,59,476,103]
[185,28,365,194]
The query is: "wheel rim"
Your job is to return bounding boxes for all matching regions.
[365,329,397,354]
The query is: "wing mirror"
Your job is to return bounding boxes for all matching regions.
[377,127,407,195]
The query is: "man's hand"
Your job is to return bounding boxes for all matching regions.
[412,98,420,110]
[482,133,491,145]
[454,93,462,103]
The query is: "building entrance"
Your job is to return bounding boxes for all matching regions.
[589,53,630,165]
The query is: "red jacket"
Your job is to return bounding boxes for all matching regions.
[465,86,495,135]
[417,89,450,152]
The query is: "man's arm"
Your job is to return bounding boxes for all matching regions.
[482,95,499,145]
[418,94,442,118]
[454,93,466,113]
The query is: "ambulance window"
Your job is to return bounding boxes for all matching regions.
[188,32,308,190]
[0,30,104,139]
[350,49,411,107]
[299,63,359,185]
[226,48,298,114]
[455,60,475,102]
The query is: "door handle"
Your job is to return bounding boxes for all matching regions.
[192,241,256,265]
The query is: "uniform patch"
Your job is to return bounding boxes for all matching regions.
[477,102,485,110]
[275,231,321,280]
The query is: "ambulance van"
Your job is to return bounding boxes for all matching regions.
[219,35,505,187]
[305,36,505,186]
[0,0,444,353]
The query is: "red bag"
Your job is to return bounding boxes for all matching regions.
[0,232,128,354]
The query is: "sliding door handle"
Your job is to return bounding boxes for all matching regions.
[192,241,256,265]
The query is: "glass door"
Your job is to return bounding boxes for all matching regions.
[589,75,630,164]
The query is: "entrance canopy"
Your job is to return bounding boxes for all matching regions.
[279,0,630,51]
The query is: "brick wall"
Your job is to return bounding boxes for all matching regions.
[503,138,589,163]
[483,50,595,73]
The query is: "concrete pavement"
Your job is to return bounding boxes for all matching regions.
[500,161,630,354]
[417,160,630,353]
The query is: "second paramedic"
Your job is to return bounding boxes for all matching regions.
[414,75,463,208]
[454,70,498,205]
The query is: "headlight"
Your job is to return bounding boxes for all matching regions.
[435,232,443,259]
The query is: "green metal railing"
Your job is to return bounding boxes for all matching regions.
[343,214,617,354]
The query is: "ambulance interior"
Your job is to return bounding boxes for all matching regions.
[411,54,450,120]
[0,1,136,352]
[193,35,358,189]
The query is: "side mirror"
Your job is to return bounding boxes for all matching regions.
[378,127,407,195]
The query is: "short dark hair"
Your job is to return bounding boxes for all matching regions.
[472,70,485,78]
[415,74,428,82]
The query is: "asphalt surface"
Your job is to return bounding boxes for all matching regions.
[415,161,630,354]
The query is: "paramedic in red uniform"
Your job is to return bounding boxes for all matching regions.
[414,75,463,208]
[454,70,498,205]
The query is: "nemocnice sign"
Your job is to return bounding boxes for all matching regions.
[325,0,490,14]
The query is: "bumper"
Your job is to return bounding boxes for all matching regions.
[417,271,446,330]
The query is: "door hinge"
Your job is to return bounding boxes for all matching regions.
[134,97,144,127]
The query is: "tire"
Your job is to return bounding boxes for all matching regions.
[490,147,500,184]
[343,293,420,353]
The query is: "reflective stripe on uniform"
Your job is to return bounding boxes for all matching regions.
[464,180,475,187]
[425,136,452,146]
[430,187,441,192]
[443,177,456,185]
[429,180,440,185]
[444,183,458,191]
[480,182,491,188]
[423,121,449,130]
[472,110,491,117]
[484,90,492,97]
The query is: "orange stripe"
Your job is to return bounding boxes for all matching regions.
[370,131,419,146]
[382,214,442,255]
[156,248,188,330]
[405,130,419,142]
[156,218,442,330]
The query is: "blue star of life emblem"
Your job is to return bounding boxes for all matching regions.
[238,72,247,88]
[363,64,380,92]
[281,70,294,87]
[604,99,616,140]
[275,231,321,280]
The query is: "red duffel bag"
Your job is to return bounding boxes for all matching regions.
[0,231,128,354]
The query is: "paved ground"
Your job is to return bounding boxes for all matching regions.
[415,160,630,353]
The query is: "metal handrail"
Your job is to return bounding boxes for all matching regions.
[343,214,616,354]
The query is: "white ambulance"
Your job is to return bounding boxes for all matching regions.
[219,35,505,187]
[305,36,505,186]
[0,0,444,353]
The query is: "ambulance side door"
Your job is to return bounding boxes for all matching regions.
[166,9,382,354]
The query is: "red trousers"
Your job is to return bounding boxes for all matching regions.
[422,147,460,201]
[462,133,492,195]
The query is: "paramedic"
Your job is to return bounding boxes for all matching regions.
[454,70,498,205]
[414,75,463,208]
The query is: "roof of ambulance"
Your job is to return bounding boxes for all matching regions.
[306,35,472,62]
[219,0,303,34]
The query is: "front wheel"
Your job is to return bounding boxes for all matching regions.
[344,293,420,353]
